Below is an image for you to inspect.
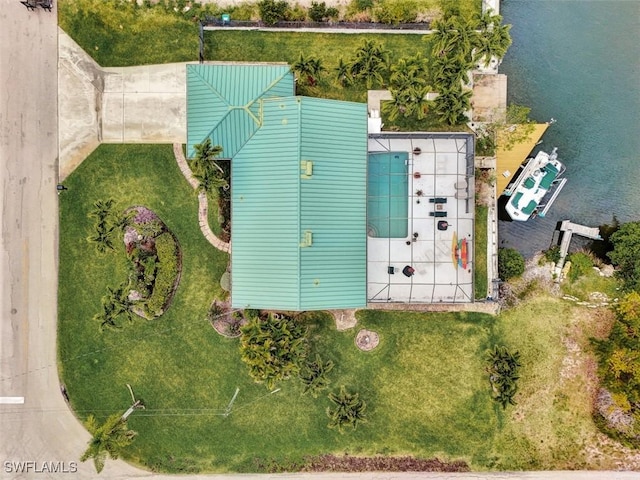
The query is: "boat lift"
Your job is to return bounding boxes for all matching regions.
[20,0,52,11]
[537,177,567,218]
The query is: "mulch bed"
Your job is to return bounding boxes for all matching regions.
[209,300,247,338]
[300,454,469,472]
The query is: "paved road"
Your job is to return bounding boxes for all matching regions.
[0,2,140,478]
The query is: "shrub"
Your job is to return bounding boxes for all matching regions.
[543,245,561,264]
[373,0,418,24]
[607,221,640,292]
[593,292,640,445]
[145,233,179,317]
[487,345,521,409]
[567,251,594,282]
[240,313,308,389]
[285,3,307,21]
[300,353,334,397]
[226,2,258,21]
[258,0,288,25]
[327,386,367,432]
[325,6,339,19]
[498,248,525,280]
[309,1,327,21]
[349,0,374,13]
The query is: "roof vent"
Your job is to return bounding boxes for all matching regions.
[300,230,313,247]
[301,160,313,179]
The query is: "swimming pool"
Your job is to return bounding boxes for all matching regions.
[367,152,409,238]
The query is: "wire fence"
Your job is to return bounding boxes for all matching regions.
[203,18,432,31]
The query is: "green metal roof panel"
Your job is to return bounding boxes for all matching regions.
[209,108,259,160]
[298,97,368,309]
[231,97,302,310]
[186,64,293,158]
[231,96,368,311]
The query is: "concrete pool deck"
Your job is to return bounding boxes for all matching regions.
[367,133,475,304]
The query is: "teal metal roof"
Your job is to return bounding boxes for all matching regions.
[231,97,368,311]
[186,64,294,159]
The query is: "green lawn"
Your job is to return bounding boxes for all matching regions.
[57,146,495,473]
[59,146,633,473]
[205,30,429,103]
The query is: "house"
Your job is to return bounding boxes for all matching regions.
[187,64,368,310]
[187,63,475,310]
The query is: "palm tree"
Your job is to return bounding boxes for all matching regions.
[349,39,389,89]
[80,414,136,473]
[93,301,118,331]
[326,386,367,432]
[475,19,512,68]
[432,51,474,87]
[105,283,133,323]
[190,139,226,195]
[382,89,410,122]
[476,8,502,33]
[429,15,458,57]
[89,199,114,222]
[88,225,115,253]
[292,53,324,87]
[433,85,471,125]
[300,354,334,397]
[335,58,352,86]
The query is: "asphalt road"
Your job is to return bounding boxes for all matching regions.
[0,2,132,478]
[0,1,639,479]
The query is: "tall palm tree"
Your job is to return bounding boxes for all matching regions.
[475,20,512,67]
[292,52,324,87]
[80,414,136,473]
[433,85,471,126]
[349,39,389,89]
[190,139,226,195]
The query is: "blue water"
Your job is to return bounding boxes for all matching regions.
[498,0,640,256]
[367,152,409,238]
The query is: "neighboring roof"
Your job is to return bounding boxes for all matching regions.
[231,96,368,311]
[496,123,549,195]
[186,63,294,159]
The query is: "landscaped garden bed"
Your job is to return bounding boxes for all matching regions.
[123,206,182,319]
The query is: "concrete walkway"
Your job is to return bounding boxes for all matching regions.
[173,144,231,253]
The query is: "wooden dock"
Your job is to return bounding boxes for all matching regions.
[554,220,602,279]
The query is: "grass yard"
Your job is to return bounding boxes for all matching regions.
[59,146,636,473]
[205,30,429,103]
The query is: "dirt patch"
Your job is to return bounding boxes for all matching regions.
[300,454,469,472]
[331,309,357,331]
[475,169,495,207]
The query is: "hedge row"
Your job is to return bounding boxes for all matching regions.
[145,232,179,317]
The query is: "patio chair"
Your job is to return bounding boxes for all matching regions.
[429,211,447,217]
